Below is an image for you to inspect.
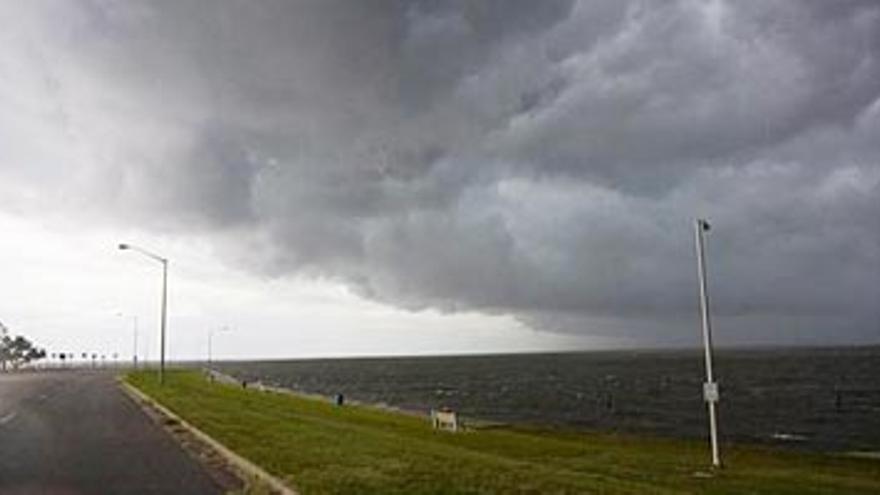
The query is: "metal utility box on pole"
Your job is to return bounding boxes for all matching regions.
[694,218,721,468]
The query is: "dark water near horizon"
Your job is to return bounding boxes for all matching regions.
[215,346,880,452]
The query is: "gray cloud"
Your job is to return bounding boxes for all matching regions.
[1,0,878,345]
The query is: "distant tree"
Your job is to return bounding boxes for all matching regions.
[0,323,47,371]
[0,327,8,371]
[27,347,47,363]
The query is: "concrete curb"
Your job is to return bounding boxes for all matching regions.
[118,379,298,495]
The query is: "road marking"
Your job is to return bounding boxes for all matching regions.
[0,412,17,425]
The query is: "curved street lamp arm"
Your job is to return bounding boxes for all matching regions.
[118,243,167,264]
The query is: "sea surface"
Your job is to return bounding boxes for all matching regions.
[215,346,880,451]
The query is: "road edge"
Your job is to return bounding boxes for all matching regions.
[118,378,299,495]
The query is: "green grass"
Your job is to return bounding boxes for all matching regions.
[126,370,879,495]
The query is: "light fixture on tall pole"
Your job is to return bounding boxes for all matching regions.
[119,243,168,385]
[694,218,721,468]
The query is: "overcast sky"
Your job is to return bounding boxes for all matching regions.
[1,1,878,360]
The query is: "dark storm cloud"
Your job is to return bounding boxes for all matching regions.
[1,0,878,345]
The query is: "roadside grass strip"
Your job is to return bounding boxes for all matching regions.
[126,370,880,495]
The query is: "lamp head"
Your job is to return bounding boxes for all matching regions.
[118,243,129,250]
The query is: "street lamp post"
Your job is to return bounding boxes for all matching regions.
[694,218,721,468]
[119,243,168,385]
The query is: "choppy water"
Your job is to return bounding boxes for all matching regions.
[215,346,880,451]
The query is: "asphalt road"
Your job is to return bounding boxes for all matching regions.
[0,370,222,495]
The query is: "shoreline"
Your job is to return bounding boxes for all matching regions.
[204,366,879,457]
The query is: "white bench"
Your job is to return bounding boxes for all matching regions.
[431,409,459,432]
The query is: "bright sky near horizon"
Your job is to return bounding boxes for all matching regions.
[0,211,609,360]
[1,1,878,359]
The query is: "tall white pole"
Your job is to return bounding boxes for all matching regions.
[159,259,168,385]
[695,218,721,468]
[207,329,213,368]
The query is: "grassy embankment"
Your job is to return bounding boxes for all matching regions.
[126,370,879,495]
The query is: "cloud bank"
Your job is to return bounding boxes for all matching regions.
[1,0,878,345]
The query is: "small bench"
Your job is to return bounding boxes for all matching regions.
[431,409,459,432]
